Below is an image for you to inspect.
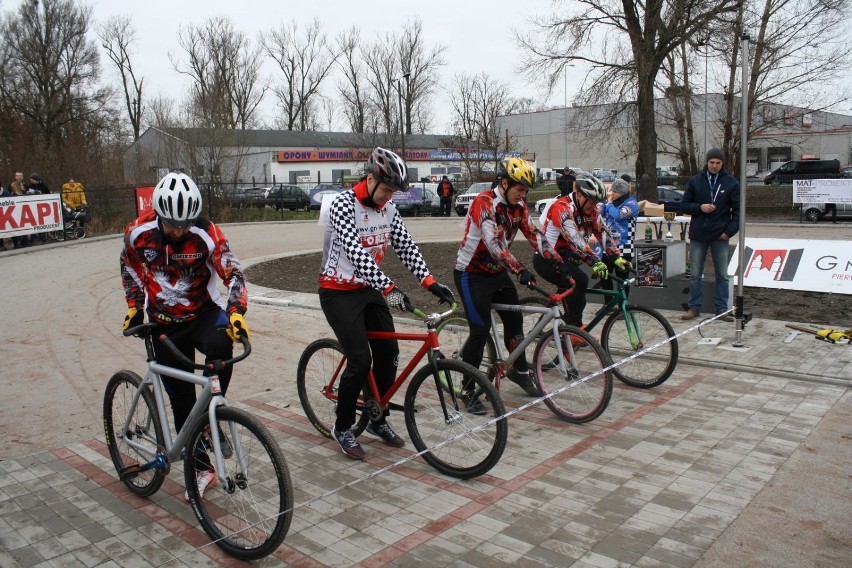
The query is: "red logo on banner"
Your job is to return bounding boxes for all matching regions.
[135,186,155,216]
[744,248,804,281]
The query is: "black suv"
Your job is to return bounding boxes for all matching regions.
[763,159,841,185]
[266,183,311,211]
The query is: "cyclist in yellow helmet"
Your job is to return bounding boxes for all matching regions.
[453,157,563,402]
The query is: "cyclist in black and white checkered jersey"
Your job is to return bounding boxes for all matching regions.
[318,147,456,460]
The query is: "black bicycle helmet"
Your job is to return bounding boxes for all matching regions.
[575,176,607,201]
[366,147,408,192]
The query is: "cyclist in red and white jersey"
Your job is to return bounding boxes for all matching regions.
[533,176,630,327]
[319,147,455,460]
[120,172,249,500]
[454,157,562,399]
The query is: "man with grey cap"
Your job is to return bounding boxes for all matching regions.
[598,178,639,287]
[679,148,740,322]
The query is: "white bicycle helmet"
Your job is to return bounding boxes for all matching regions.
[575,176,607,202]
[153,173,202,227]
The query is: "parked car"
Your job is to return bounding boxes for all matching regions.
[593,168,618,182]
[800,201,851,223]
[841,166,852,178]
[394,185,436,217]
[656,185,685,207]
[236,187,268,208]
[763,159,841,185]
[308,184,343,210]
[454,181,493,216]
[266,183,311,211]
[656,168,679,186]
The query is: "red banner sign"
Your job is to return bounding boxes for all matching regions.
[0,194,63,237]
[135,186,155,216]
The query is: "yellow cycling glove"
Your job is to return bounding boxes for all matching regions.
[227,313,251,342]
[592,261,609,280]
[123,307,143,332]
[614,257,632,271]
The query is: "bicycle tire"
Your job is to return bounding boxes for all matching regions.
[103,370,166,497]
[601,305,679,388]
[296,338,370,438]
[435,316,497,379]
[185,407,293,560]
[404,358,507,479]
[533,326,613,423]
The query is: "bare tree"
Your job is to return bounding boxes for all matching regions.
[395,18,447,135]
[448,73,518,179]
[335,28,374,133]
[717,0,850,174]
[98,15,144,141]
[171,16,266,130]
[264,18,339,131]
[0,0,110,154]
[522,0,740,200]
[362,34,399,137]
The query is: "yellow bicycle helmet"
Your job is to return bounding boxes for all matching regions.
[498,157,536,189]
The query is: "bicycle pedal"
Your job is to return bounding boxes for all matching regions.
[118,464,140,481]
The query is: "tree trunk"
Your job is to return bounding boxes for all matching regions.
[634,73,658,202]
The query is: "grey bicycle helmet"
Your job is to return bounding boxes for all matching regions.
[575,176,607,201]
[153,172,202,228]
[366,147,408,191]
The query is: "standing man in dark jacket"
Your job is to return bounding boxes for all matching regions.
[680,148,740,322]
[438,175,455,216]
[557,167,575,197]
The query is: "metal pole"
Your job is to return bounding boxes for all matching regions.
[564,67,568,167]
[704,48,708,159]
[734,32,750,346]
[395,72,411,160]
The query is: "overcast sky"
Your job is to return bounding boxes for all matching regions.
[4,0,851,132]
[70,0,567,133]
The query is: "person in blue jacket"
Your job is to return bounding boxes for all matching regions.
[599,178,639,288]
[679,148,740,322]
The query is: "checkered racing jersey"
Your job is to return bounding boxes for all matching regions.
[541,195,622,266]
[120,211,248,324]
[455,188,558,274]
[601,196,639,257]
[319,181,432,292]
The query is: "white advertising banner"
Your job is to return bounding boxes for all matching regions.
[729,238,852,295]
[0,194,63,237]
[793,178,852,204]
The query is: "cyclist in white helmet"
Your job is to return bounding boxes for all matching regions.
[119,172,249,501]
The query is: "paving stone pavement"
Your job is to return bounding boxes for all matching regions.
[2,289,850,567]
[1,221,850,567]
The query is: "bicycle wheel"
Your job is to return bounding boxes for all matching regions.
[435,316,497,379]
[404,359,507,479]
[185,407,293,560]
[296,339,370,438]
[72,226,86,239]
[601,305,679,388]
[533,326,613,423]
[103,371,166,497]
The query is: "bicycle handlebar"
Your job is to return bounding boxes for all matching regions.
[123,322,252,370]
[411,302,458,322]
[528,280,576,304]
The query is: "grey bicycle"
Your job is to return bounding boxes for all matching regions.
[103,323,293,560]
[438,284,613,423]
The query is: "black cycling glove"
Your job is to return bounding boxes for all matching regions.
[428,282,455,305]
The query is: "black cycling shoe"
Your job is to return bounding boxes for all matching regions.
[366,420,405,448]
[461,391,487,416]
[508,369,541,397]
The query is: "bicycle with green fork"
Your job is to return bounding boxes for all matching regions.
[520,271,679,388]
